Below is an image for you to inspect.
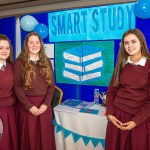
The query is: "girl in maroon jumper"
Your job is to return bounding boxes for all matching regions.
[0,34,18,150]
[14,32,56,150]
[106,29,150,150]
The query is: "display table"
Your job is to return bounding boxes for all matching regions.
[54,104,107,150]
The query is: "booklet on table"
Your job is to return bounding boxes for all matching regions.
[61,99,94,109]
[79,108,99,115]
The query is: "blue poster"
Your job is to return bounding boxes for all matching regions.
[48,3,135,42]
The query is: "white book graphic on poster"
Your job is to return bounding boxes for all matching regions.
[63,70,101,82]
[63,70,80,82]
[63,45,103,82]
[64,60,103,73]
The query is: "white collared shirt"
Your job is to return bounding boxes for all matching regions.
[126,56,147,66]
[29,55,39,61]
[0,62,6,70]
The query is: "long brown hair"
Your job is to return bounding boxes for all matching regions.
[18,32,53,89]
[114,28,150,87]
[0,34,14,64]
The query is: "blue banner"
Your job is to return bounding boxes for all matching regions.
[53,119,106,149]
[48,3,135,42]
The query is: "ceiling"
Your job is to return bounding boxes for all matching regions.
[0,0,74,4]
[0,0,77,9]
[0,0,136,18]
[0,0,27,5]
[0,0,79,17]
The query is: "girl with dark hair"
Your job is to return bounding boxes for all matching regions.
[0,34,18,150]
[14,32,56,150]
[106,29,150,150]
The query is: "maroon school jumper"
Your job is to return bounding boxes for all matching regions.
[0,63,18,150]
[14,59,56,150]
[106,59,150,150]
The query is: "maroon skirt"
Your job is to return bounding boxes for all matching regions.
[16,96,56,150]
[0,105,18,150]
[106,107,150,150]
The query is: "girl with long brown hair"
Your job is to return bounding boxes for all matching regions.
[14,32,56,150]
[106,29,150,150]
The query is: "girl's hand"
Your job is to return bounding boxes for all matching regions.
[35,104,48,115]
[121,121,136,130]
[108,115,123,130]
[29,106,39,116]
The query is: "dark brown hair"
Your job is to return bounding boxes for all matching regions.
[0,34,14,64]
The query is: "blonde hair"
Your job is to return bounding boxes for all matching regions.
[114,28,150,87]
[18,32,53,89]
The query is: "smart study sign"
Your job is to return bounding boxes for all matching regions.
[48,3,135,42]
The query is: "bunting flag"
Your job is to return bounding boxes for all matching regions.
[63,128,72,138]
[72,133,81,143]
[82,136,91,146]
[56,125,63,133]
[53,119,105,149]
[91,138,100,147]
